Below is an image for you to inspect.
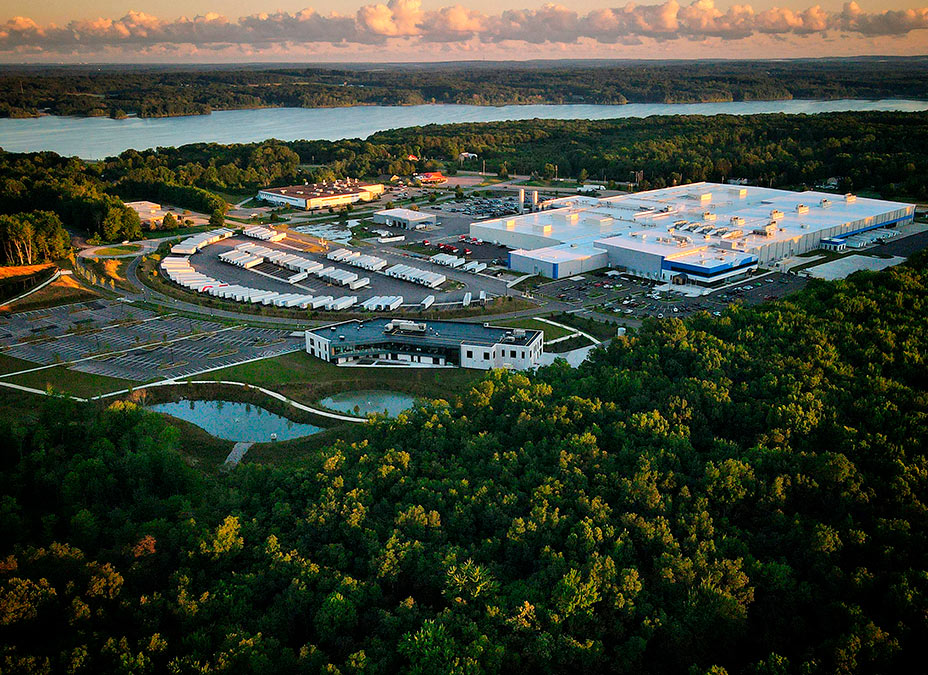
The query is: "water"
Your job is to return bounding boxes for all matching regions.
[319,390,416,418]
[149,399,322,441]
[1,99,926,160]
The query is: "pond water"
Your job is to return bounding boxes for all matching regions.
[319,390,416,418]
[2,99,926,160]
[149,399,322,441]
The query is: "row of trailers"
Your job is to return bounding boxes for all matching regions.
[226,243,370,291]
[170,228,234,255]
[161,256,358,311]
[243,225,285,242]
[327,247,446,289]
[430,253,488,274]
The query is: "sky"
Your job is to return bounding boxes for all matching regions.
[1,0,927,62]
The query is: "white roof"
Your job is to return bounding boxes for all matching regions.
[376,208,434,221]
[476,182,913,272]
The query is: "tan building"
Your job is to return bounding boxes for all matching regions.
[258,180,384,210]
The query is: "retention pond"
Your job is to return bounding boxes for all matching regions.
[318,390,416,418]
[150,399,323,442]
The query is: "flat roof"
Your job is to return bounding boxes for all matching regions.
[511,242,606,263]
[259,181,382,199]
[375,208,435,221]
[474,182,913,272]
[308,318,541,348]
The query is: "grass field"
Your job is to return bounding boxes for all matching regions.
[140,225,211,240]
[188,351,484,405]
[0,263,55,281]
[82,258,137,293]
[4,365,137,398]
[0,353,40,375]
[0,274,99,314]
[545,335,596,353]
[511,275,545,292]
[550,312,619,341]
[93,244,142,256]
[499,317,572,341]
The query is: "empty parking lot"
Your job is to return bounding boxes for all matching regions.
[1,299,302,383]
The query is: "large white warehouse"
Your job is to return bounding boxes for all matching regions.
[470,183,915,284]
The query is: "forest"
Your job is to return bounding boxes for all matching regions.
[2,110,927,256]
[1,58,928,119]
[1,249,926,673]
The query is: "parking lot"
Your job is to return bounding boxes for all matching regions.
[534,270,809,320]
[0,299,301,383]
[183,235,513,308]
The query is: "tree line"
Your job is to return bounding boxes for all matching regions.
[2,58,927,119]
[0,210,70,266]
[3,110,927,257]
[1,251,927,672]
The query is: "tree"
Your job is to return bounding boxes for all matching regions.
[578,168,588,184]
[161,212,177,230]
[210,210,225,227]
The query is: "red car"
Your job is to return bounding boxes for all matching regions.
[463,248,472,255]
[423,239,431,246]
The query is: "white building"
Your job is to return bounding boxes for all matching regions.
[470,183,915,284]
[305,318,543,370]
[373,208,437,229]
[258,180,384,210]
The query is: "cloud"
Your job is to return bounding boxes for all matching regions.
[2,0,928,56]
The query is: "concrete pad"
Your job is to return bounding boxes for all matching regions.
[804,255,906,280]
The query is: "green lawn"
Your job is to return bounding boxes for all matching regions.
[0,353,40,375]
[93,244,141,256]
[188,351,484,404]
[549,312,619,341]
[511,275,545,292]
[499,317,572,341]
[4,365,137,398]
[140,225,212,240]
[544,334,596,353]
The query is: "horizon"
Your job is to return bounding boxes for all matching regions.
[2,0,928,63]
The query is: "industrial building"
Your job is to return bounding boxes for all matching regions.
[257,180,384,210]
[305,318,543,369]
[470,183,915,285]
[373,208,437,229]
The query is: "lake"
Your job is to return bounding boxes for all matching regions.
[318,390,416,418]
[150,399,322,441]
[2,99,926,160]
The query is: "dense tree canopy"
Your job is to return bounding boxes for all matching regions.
[3,109,928,250]
[1,252,926,673]
[0,211,70,266]
[1,58,927,119]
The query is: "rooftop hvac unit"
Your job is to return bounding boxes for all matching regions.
[796,204,810,214]
[512,328,526,338]
[385,319,427,333]
[845,193,857,203]
[820,199,832,208]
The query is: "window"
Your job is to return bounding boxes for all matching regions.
[483,352,490,360]
[466,350,473,359]
[510,349,516,358]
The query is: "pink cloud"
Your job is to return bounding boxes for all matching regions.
[1,1,927,57]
